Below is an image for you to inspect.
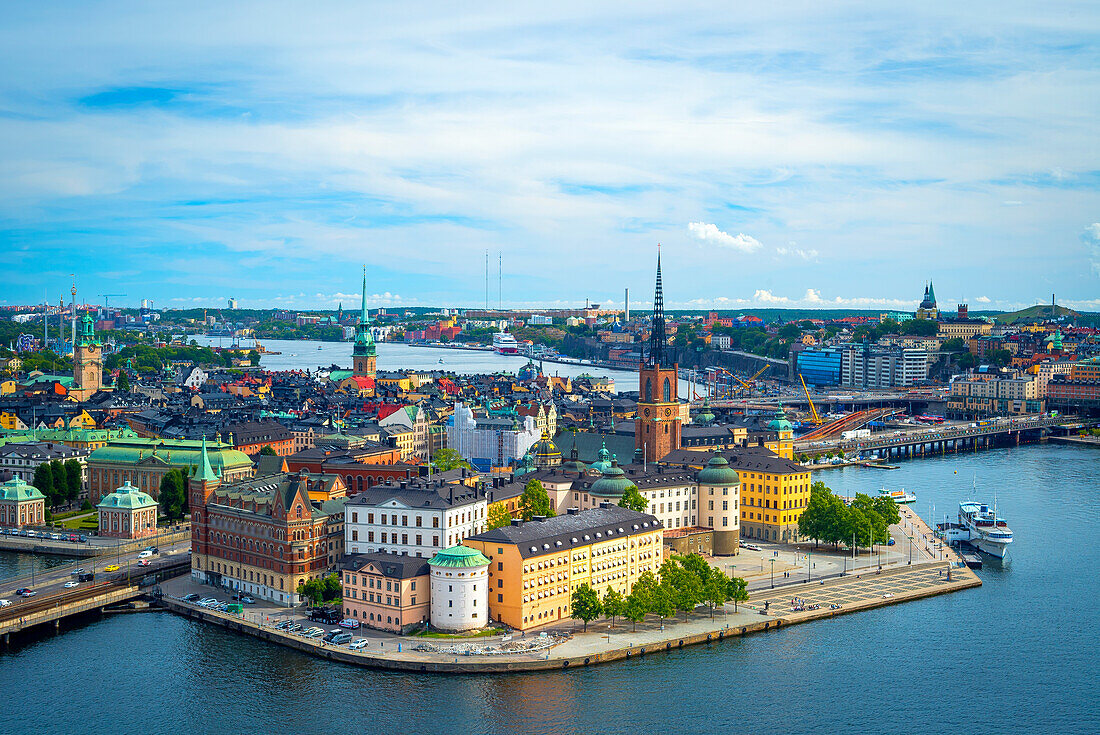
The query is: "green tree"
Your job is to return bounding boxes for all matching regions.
[33,463,55,507]
[660,557,703,620]
[321,572,342,602]
[901,318,939,336]
[602,586,625,627]
[519,479,555,520]
[617,485,648,513]
[259,445,278,456]
[958,352,978,370]
[941,337,965,351]
[80,499,93,511]
[116,370,131,392]
[650,582,676,624]
[729,575,749,612]
[624,590,649,632]
[297,578,324,606]
[570,583,602,631]
[487,503,513,530]
[988,348,1012,367]
[431,447,472,472]
[64,459,83,503]
[159,470,187,521]
[702,567,733,618]
[50,460,69,505]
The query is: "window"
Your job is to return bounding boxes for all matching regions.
[433,517,440,528]
[708,500,714,511]
[497,562,503,571]
[663,377,671,402]
[416,534,422,546]
[352,530,358,541]
[368,513,374,524]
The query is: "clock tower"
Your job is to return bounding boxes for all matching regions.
[635,249,680,462]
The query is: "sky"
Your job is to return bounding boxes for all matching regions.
[1,1,1098,313]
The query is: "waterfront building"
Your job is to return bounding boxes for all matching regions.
[446,401,540,468]
[428,545,490,632]
[353,266,378,382]
[0,477,45,528]
[839,342,928,389]
[190,438,347,604]
[726,446,811,543]
[635,252,682,462]
[340,552,430,633]
[96,481,158,539]
[947,371,1043,417]
[344,480,488,558]
[0,441,89,487]
[1043,357,1100,414]
[70,312,103,402]
[464,505,663,630]
[87,437,253,503]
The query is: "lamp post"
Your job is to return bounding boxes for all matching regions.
[807,549,811,583]
[769,558,776,589]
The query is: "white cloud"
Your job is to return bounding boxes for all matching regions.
[975,296,992,303]
[776,246,819,260]
[688,222,763,253]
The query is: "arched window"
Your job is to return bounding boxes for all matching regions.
[663,378,671,402]
[644,379,652,402]
[357,476,364,493]
[295,506,303,519]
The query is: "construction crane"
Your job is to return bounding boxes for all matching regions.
[799,373,822,425]
[99,293,127,312]
[747,366,768,382]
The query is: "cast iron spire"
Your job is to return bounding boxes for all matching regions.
[647,246,666,366]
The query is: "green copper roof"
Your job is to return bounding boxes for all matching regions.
[588,459,635,497]
[353,265,376,356]
[768,403,793,431]
[696,455,741,486]
[97,481,158,509]
[195,435,218,483]
[76,312,99,348]
[429,545,490,568]
[588,440,612,474]
[0,477,45,502]
[88,438,252,473]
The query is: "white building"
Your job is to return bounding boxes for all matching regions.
[428,545,490,631]
[344,480,489,558]
[446,402,540,468]
[0,441,89,488]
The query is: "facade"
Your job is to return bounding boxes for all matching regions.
[0,477,46,529]
[87,437,253,503]
[190,439,347,604]
[947,372,1043,417]
[96,481,159,539]
[0,441,89,487]
[344,480,489,558]
[938,318,992,340]
[635,253,682,462]
[340,552,430,634]
[796,347,843,386]
[731,448,812,542]
[464,505,663,631]
[1043,358,1100,413]
[70,312,103,401]
[840,343,928,389]
[428,545,490,631]
[446,402,540,467]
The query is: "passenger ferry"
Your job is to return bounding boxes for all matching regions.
[958,501,1013,559]
[878,488,917,504]
[492,330,519,355]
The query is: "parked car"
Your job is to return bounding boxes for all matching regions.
[0,599,11,608]
[138,559,151,567]
[339,618,361,629]
[286,622,303,632]
[182,594,201,602]
[348,638,368,650]
[303,627,325,639]
[240,596,255,605]
[19,589,36,597]
[324,630,353,645]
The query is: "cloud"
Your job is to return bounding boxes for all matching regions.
[1083,223,1100,276]
[688,222,763,253]
[975,296,992,303]
[776,246,819,260]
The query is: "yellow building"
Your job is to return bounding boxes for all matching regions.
[937,320,992,340]
[465,505,663,630]
[730,447,811,543]
[0,380,16,396]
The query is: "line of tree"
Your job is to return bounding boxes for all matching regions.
[32,459,84,509]
[104,344,234,374]
[797,481,900,549]
[297,572,342,606]
[570,554,748,632]
[158,467,193,521]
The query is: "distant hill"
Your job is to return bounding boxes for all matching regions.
[993,304,1080,325]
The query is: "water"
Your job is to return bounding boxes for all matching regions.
[0,550,77,582]
[2,443,1096,734]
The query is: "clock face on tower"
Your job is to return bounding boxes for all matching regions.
[665,408,672,416]
[643,407,651,417]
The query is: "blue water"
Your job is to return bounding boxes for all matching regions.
[1,445,1096,734]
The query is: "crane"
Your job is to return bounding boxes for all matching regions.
[99,293,127,312]
[799,373,822,425]
[747,366,768,382]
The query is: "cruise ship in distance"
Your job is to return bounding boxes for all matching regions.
[958,501,1013,559]
[492,329,519,355]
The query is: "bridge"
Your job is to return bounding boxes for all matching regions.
[799,407,904,442]
[796,415,1074,459]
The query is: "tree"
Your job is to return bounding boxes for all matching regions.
[602,586,625,627]
[33,463,55,507]
[729,575,749,612]
[116,371,131,392]
[159,470,187,521]
[660,556,703,620]
[618,485,648,513]
[519,479,554,520]
[297,579,324,606]
[259,445,278,456]
[703,568,733,618]
[941,337,965,351]
[901,318,939,336]
[988,348,1012,367]
[50,460,69,506]
[650,582,676,624]
[958,352,978,370]
[321,572,342,602]
[570,583,602,632]
[431,447,472,472]
[64,459,83,503]
[624,590,648,632]
[487,503,513,530]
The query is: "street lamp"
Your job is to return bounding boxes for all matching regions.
[769,558,776,589]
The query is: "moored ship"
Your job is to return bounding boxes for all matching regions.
[958,501,1013,559]
[492,330,519,354]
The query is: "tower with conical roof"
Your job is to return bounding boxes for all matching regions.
[188,435,222,576]
[916,280,939,320]
[353,266,377,379]
[635,247,681,462]
[72,310,102,399]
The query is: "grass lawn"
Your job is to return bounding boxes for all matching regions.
[413,627,504,639]
[51,509,92,521]
[62,515,100,530]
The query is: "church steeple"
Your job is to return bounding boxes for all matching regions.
[635,245,680,462]
[352,265,377,380]
[647,246,667,367]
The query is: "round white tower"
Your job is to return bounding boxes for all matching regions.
[429,545,490,632]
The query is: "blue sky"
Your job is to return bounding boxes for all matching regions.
[1,1,1098,312]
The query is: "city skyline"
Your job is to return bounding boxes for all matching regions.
[2,3,1098,311]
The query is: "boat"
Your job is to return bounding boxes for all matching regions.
[317,345,323,350]
[957,500,1013,558]
[492,330,519,355]
[878,488,917,504]
[438,358,445,364]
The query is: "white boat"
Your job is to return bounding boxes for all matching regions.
[879,488,917,504]
[958,501,1013,559]
[492,330,519,355]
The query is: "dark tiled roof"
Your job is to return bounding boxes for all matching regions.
[340,551,430,578]
[345,481,485,510]
[469,506,661,559]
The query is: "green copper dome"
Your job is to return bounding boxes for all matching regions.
[695,398,716,426]
[768,404,793,431]
[97,481,158,509]
[589,440,612,474]
[588,458,635,498]
[0,477,45,502]
[429,545,490,568]
[696,455,740,486]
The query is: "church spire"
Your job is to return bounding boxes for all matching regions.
[360,265,369,325]
[647,245,666,366]
[196,434,217,483]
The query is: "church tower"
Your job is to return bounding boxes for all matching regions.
[635,249,681,462]
[352,266,377,379]
[72,311,102,399]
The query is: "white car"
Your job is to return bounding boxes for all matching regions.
[0,599,10,608]
[348,638,368,650]
[64,581,80,588]
[138,550,153,559]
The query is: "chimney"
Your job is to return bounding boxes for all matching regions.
[599,501,612,509]
[532,515,546,522]
[567,507,579,515]
[510,518,524,527]
[400,480,407,489]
